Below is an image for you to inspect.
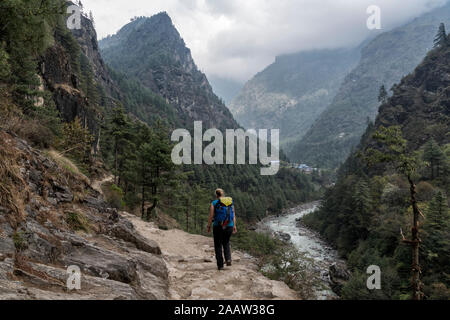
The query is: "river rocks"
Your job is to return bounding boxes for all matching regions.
[275,231,291,242]
[329,262,350,296]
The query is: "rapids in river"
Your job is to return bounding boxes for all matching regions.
[259,201,346,299]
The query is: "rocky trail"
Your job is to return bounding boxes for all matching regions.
[91,175,113,195]
[0,132,297,300]
[122,212,298,300]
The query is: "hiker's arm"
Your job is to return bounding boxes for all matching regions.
[207,204,214,233]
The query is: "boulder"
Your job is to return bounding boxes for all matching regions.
[328,262,350,296]
[110,219,161,255]
[275,231,291,242]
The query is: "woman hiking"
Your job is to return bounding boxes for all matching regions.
[207,189,237,270]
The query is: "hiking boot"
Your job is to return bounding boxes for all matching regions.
[218,266,224,271]
[226,261,232,266]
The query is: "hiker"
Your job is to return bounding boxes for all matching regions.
[207,188,237,270]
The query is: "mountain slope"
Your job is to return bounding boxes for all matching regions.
[291,2,450,168]
[302,40,450,299]
[208,75,243,106]
[99,13,238,131]
[0,132,168,299]
[230,48,360,151]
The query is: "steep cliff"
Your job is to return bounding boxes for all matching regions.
[230,48,360,151]
[38,13,111,154]
[291,2,450,168]
[0,132,168,299]
[302,40,450,299]
[99,12,239,130]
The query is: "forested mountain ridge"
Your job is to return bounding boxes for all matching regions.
[302,38,450,299]
[99,13,238,131]
[0,0,319,300]
[291,2,450,168]
[230,48,360,151]
[1,1,318,230]
[94,11,319,223]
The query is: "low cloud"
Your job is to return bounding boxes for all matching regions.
[83,0,448,83]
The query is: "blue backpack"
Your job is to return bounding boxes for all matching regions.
[214,197,234,229]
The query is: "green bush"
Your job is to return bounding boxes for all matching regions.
[13,231,27,251]
[65,211,90,232]
[107,184,125,209]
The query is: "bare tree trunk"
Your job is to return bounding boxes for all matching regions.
[141,183,145,220]
[186,210,189,232]
[141,162,146,220]
[408,175,422,300]
[114,140,118,185]
[146,198,158,221]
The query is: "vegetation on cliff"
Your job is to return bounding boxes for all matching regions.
[303,39,450,299]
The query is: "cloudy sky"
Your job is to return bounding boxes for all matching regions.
[82,0,447,83]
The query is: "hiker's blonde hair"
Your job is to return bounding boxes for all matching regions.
[215,188,225,198]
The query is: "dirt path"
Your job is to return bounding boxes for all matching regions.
[121,212,298,300]
[91,174,114,195]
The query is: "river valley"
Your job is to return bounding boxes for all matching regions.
[259,202,347,299]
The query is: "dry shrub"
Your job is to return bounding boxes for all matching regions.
[0,133,26,225]
[0,88,22,131]
[13,254,65,288]
[45,149,87,181]
[15,118,56,148]
[45,149,90,202]
[65,211,91,233]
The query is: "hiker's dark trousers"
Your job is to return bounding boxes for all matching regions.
[213,226,233,269]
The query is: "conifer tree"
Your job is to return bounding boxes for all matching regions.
[378,85,388,104]
[61,117,94,163]
[364,126,423,300]
[433,23,447,48]
[108,107,131,184]
[89,11,95,27]
[423,139,445,180]
[422,191,450,283]
[139,121,178,221]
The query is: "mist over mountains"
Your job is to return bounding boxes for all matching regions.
[229,1,450,167]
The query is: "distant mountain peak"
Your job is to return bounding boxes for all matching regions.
[99,12,239,130]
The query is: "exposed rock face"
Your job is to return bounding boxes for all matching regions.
[230,48,360,151]
[373,41,450,148]
[291,2,450,168]
[39,12,122,155]
[275,231,291,243]
[40,34,102,154]
[71,14,120,100]
[99,12,239,131]
[0,131,168,300]
[328,262,350,296]
[123,212,298,300]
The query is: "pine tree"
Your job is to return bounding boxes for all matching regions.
[61,117,94,164]
[139,121,178,221]
[433,23,447,48]
[423,139,445,180]
[378,85,388,104]
[0,46,10,82]
[89,11,95,27]
[0,0,64,111]
[363,126,423,300]
[422,191,450,281]
[107,107,131,184]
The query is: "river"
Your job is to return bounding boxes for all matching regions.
[258,201,345,300]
